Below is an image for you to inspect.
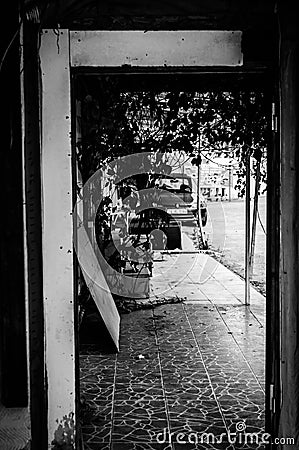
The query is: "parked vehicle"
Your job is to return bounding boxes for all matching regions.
[155,173,208,226]
[120,172,208,250]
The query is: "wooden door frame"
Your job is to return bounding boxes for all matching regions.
[39,29,278,448]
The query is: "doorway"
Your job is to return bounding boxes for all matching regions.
[74,72,269,448]
[39,29,276,448]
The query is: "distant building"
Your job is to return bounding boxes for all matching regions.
[176,155,266,201]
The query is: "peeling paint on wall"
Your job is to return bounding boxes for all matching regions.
[51,412,75,449]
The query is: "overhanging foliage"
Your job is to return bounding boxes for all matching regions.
[76,77,268,195]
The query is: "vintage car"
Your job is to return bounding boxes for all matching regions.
[154,173,208,226]
[123,173,208,250]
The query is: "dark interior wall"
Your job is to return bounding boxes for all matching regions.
[0,0,47,440]
[0,2,28,406]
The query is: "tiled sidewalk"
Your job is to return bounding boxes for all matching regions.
[80,232,265,450]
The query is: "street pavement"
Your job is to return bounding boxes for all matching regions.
[205,197,266,291]
[81,228,266,449]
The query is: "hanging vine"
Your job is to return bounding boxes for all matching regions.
[76,76,268,195]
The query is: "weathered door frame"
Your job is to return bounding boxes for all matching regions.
[40,30,76,448]
[40,29,278,448]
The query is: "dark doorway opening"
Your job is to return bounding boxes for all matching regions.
[72,71,272,448]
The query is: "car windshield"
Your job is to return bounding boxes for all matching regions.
[158,176,192,193]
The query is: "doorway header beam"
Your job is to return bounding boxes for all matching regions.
[70,30,243,67]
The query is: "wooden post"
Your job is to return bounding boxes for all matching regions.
[278,3,299,446]
[245,152,251,305]
[265,94,281,445]
[40,30,76,448]
[228,164,232,202]
[196,139,201,223]
[249,160,261,277]
[23,22,47,448]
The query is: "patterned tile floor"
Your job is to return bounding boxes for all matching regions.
[80,231,265,450]
[0,404,30,450]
